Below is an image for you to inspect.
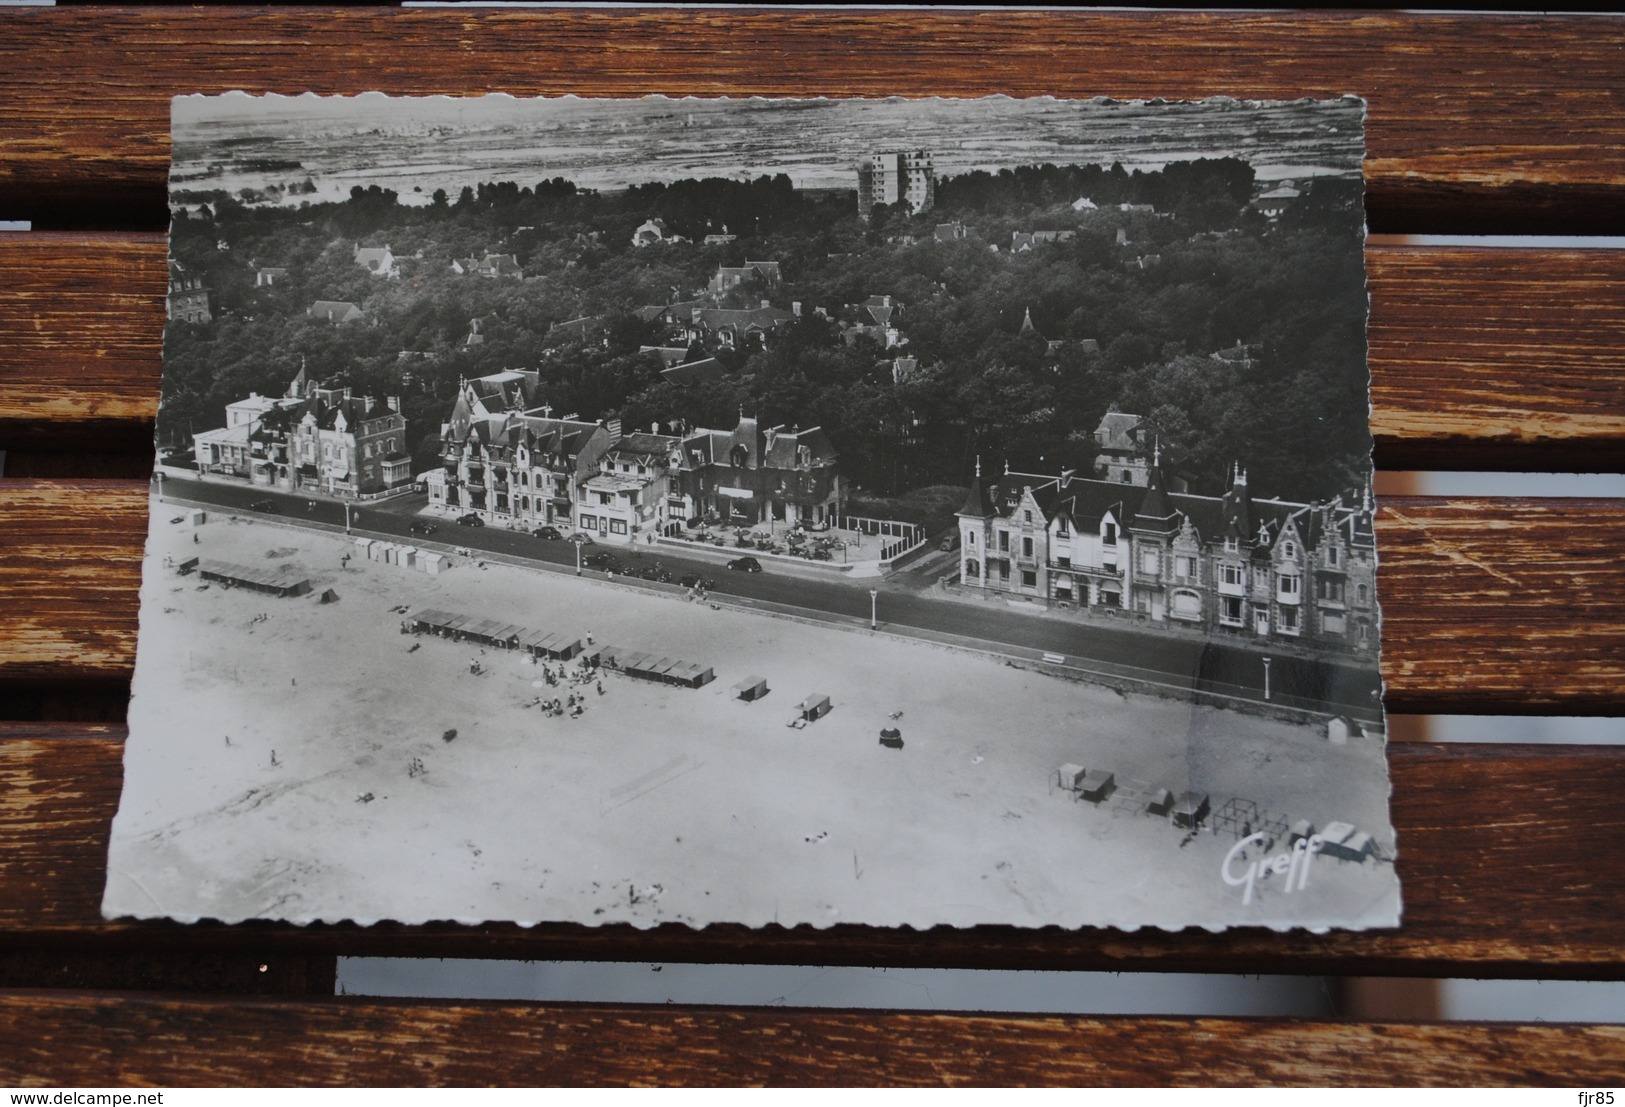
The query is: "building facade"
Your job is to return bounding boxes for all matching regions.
[677,417,842,529]
[424,371,613,529]
[956,461,1377,655]
[193,368,411,497]
[167,261,212,324]
[857,151,935,221]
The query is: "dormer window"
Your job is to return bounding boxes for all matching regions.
[1283,541,1296,559]
[1224,536,1239,553]
[1328,545,1339,567]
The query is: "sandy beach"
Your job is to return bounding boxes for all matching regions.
[104,501,1400,931]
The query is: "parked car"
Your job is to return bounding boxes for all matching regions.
[248,499,278,513]
[727,556,763,573]
[534,525,563,540]
[409,522,437,536]
[456,513,484,527]
[679,574,717,590]
[570,532,596,546]
[939,533,960,551]
[586,551,615,570]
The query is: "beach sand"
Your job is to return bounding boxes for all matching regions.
[104,501,1401,931]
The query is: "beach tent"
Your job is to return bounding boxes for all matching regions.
[318,588,339,604]
[733,676,769,702]
[879,726,903,750]
[1146,787,1174,817]
[1172,791,1211,830]
[175,556,199,575]
[797,694,832,722]
[1317,821,1373,862]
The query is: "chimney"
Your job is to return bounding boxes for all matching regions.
[606,417,622,439]
[650,421,659,435]
[387,395,401,412]
[792,301,802,316]
[760,299,771,309]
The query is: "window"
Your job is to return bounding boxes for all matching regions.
[1021,570,1037,588]
[1357,583,1369,604]
[999,531,1010,552]
[967,531,976,547]
[1022,536,1034,558]
[1283,541,1296,559]
[1279,573,1301,598]
[1225,536,1239,553]
[1140,548,1159,574]
[579,513,597,529]
[1279,606,1299,632]
[965,559,980,579]
[1056,555,1071,569]
[1176,555,1195,580]
[1222,563,1243,586]
[1023,510,1032,523]
[610,519,627,535]
[1103,522,1117,545]
[1318,577,1345,603]
[998,561,1010,582]
[1222,596,1244,625]
[1121,470,1132,483]
[1057,519,1069,538]
[1328,545,1339,567]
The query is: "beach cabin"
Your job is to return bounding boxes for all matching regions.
[188,509,206,527]
[1056,764,1086,793]
[796,694,832,722]
[1078,770,1116,804]
[1171,791,1211,830]
[1318,821,1375,863]
[732,675,769,702]
[418,551,445,576]
[397,545,417,569]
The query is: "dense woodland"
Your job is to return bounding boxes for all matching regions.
[165,158,1369,505]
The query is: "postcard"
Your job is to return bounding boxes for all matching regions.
[104,94,1399,931]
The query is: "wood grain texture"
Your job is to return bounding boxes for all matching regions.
[4,237,1624,468]
[2,481,1621,712]
[3,730,1623,978]
[2,991,1622,1086]
[1,10,1624,233]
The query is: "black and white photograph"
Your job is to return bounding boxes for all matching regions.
[103,93,1400,932]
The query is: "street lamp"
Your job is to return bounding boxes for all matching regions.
[155,470,164,503]
[870,588,879,631]
[575,538,582,576]
[344,501,352,535]
[1262,656,1273,702]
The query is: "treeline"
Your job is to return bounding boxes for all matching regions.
[163,159,1370,504]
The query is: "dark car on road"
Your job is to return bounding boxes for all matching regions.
[534,525,563,540]
[585,551,618,571]
[456,513,484,527]
[679,574,717,590]
[638,566,674,583]
[248,499,278,513]
[570,532,596,546]
[727,556,763,573]
[410,522,438,536]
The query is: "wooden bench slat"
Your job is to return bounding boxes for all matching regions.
[2,991,1622,1086]
[3,729,1620,977]
[2,11,1624,233]
[2,481,1620,712]
[3,236,1623,467]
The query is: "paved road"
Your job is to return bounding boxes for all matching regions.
[154,473,1382,715]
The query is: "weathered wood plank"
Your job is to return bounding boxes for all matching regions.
[2,11,1624,232]
[2,728,1621,977]
[3,237,1623,468]
[1,991,1621,1086]
[1,481,1620,712]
